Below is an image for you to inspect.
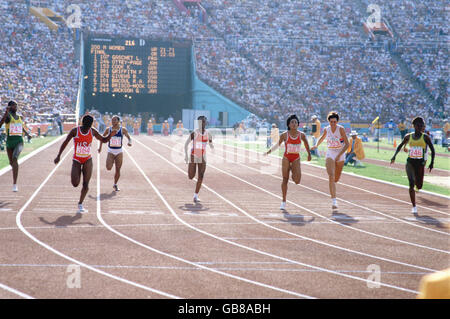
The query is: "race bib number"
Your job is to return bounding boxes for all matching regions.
[409,146,423,159]
[195,142,207,150]
[9,123,23,136]
[109,136,122,147]
[328,137,341,149]
[287,143,301,154]
[76,143,91,157]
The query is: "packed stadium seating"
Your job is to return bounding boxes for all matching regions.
[0,0,447,127]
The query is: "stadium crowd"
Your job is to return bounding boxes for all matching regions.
[0,0,78,125]
[0,0,447,130]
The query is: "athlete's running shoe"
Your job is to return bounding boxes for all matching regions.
[113,184,120,191]
[77,204,85,213]
[193,197,201,203]
[411,206,418,214]
[332,198,338,210]
[193,194,201,203]
[12,184,18,192]
[280,202,286,210]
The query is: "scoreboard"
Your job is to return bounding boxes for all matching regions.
[85,35,191,95]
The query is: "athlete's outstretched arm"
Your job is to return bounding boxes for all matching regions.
[208,134,214,150]
[22,120,33,139]
[310,130,327,151]
[92,127,117,143]
[0,106,10,128]
[265,132,286,156]
[54,128,76,164]
[98,128,110,153]
[122,127,132,146]
[337,127,350,159]
[301,132,312,161]
[184,132,194,163]
[391,134,410,164]
[424,134,435,171]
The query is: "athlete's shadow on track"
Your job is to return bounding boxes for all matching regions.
[88,191,117,201]
[413,213,445,228]
[39,214,94,228]
[179,203,210,214]
[279,211,315,226]
[331,211,359,226]
[418,197,448,209]
[0,201,10,209]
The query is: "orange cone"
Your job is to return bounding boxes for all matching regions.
[393,139,397,148]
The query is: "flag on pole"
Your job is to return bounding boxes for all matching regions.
[372,116,379,124]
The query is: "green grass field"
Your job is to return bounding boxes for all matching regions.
[0,136,59,170]
[349,143,449,171]
[363,139,448,155]
[220,139,450,196]
[236,137,450,171]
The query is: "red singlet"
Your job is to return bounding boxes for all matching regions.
[73,126,93,164]
[191,130,209,158]
[284,131,301,162]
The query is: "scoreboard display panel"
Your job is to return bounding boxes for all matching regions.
[85,35,191,95]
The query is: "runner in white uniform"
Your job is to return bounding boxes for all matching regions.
[98,115,132,191]
[311,111,349,210]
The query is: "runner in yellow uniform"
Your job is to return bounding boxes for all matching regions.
[391,117,435,214]
[0,101,33,192]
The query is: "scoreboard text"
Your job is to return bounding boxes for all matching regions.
[86,37,190,95]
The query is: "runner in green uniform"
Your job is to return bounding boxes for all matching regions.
[0,101,33,192]
[391,117,435,214]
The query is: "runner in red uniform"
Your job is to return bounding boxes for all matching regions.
[54,115,117,213]
[265,114,311,210]
[184,116,213,203]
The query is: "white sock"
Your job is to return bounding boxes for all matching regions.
[332,198,337,205]
[194,193,198,199]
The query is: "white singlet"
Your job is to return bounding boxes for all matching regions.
[325,125,346,162]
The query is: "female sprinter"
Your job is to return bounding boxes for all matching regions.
[54,114,117,213]
[265,114,311,210]
[0,100,33,192]
[311,111,349,210]
[184,116,213,203]
[98,115,132,191]
[391,116,435,214]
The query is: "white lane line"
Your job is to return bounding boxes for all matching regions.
[0,264,430,275]
[113,148,314,299]
[15,147,180,299]
[0,282,34,299]
[94,149,181,299]
[176,137,450,234]
[152,138,449,254]
[213,142,450,237]
[133,139,420,295]
[0,219,427,232]
[0,135,66,177]
[217,140,450,215]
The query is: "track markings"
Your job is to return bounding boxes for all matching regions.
[132,139,422,295]
[0,282,34,299]
[98,148,315,299]
[152,138,449,254]
[218,140,450,215]
[14,147,181,299]
[214,140,450,228]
